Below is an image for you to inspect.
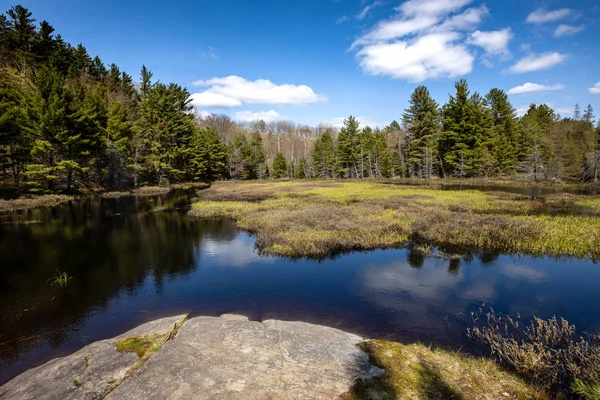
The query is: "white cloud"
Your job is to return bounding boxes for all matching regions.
[235,110,285,123]
[515,106,529,117]
[191,91,242,108]
[590,82,600,95]
[468,28,513,57]
[396,0,474,18]
[507,82,565,95]
[196,110,212,118]
[200,46,218,60]
[337,15,350,24]
[526,8,574,24]
[351,0,504,82]
[190,76,327,108]
[356,1,383,20]
[357,32,474,81]
[556,108,572,116]
[322,116,382,129]
[554,24,585,37]
[505,52,566,74]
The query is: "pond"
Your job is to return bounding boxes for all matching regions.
[1,189,599,384]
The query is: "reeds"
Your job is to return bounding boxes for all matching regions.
[47,269,72,288]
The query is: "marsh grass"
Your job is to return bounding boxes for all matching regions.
[0,194,73,213]
[469,309,600,399]
[341,339,549,400]
[47,269,72,288]
[189,180,600,259]
[131,186,171,196]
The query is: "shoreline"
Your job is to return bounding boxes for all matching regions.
[0,183,211,214]
[0,314,547,400]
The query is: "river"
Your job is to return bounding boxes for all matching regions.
[1,188,599,384]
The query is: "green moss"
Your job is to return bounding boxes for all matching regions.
[116,333,165,359]
[341,340,550,400]
[115,317,188,370]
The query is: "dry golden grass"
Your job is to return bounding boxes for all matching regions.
[341,340,550,400]
[189,180,600,259]
[0,194,74,213]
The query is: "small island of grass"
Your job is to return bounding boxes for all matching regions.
[190,180,600,259]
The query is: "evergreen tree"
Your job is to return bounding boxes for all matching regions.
[574,103,581,120]
[312,129,335,178]
[336,116,359,177]
[484,88,517,173]
[189,127,228,181]
[402,85,440,178]
[583,104,595,126]
[271,152,288,179]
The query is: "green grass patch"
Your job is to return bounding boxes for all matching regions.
[189,180,600,259]
[341,340,550,400]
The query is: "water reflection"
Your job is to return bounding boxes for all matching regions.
[1,193,600,385]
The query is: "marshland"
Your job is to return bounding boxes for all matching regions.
[2,2,600,398]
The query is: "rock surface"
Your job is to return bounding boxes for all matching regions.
[0,314,185,400]
[1,314,378,400]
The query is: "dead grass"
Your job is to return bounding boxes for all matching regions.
[131,186,171,196]
[341,340,550,400]
[189,180,600,259]
[0,194,73,213]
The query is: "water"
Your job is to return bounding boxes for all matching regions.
[1,190,599,384]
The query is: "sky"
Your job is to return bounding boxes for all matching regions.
[7,0,600,128]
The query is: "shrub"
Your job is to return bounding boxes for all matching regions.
[468,308,600,398]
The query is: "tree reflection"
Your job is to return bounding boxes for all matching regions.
[0,191,237,369]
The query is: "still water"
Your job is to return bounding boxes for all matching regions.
[1,190,599,384]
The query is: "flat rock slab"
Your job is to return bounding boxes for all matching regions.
[0,314,186,400]
[1,314,377,400]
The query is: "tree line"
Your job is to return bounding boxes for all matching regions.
[1,5,599,195]
[1,5,228,193]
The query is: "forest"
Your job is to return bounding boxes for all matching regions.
[1,5,599,195]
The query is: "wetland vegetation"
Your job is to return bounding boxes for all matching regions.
[2,4,600,399]
[190,180,600,259]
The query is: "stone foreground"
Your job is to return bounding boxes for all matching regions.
[1,314,379,400]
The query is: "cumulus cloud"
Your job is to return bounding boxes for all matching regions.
[351,0,508,82]
[507,82,565,95]
[590,82,600,95]
[235,110,285,122]
[526,8,574,24]
[190,76,327,108]
[322,116,382,128]
[505,52,566,74]
[554,24,585,37]
[467,28,512,57]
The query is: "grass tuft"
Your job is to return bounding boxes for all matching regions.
[47,269,72,288]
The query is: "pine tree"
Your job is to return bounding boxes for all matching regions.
[336,116,360,178]
[402,85,440,178]
[574,103,581,120]
[484,88,517,173]
[271,152,288,179]
[189,127,228,181]
[312,129,335,178]
[583,104,595,126]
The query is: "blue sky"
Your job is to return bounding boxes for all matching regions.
[8,0,600,127]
